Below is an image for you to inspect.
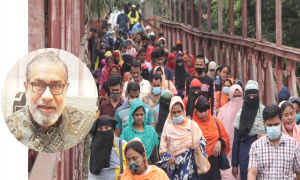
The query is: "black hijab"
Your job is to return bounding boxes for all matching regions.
[186,86,202,118]
[114,37,122,50]
[108,38,114,47]
[156,94,172,133]
[175,57,187,89]
[239,89,260,135]
[89,115,118,175]
[141,69,149,81]
[121,54,133,76]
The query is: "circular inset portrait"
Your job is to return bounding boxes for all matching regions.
[2,48,98,153]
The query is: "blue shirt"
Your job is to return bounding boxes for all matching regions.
[115,100,154,130]
[132,24,144,33]
[116,14,130,27]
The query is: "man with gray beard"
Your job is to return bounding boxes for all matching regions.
[5,52,95,153]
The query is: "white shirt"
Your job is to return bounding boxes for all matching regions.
[145,62,152,71]
[122,77,151,100]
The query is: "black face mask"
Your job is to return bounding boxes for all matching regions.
[114,59,119,65]
[195,67,205,75]
[109,38,113,42]
[191,91,201,97]
[143,45,148,49]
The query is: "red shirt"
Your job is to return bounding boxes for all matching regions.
[99,98,124,118]
[145,46,155,63]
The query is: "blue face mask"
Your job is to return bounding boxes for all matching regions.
[120,37,124,40]
[172,114,184,124]
[152,87,161,95]
[136,22,140,26]
[160,44,164,48]
[266,125,281,140]
[222,87,230,95]
[121,52,126,56]
[215,75,220,80]
[296,114,300,123]
[121,11,125,14]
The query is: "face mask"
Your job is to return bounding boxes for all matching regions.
[111,92,120,101]
[172,114,184,124]
[284,122,295,130]
[121,11,124,14]
[114,59,119,65]
[152,87,161,95]
[101,50,105,53]
[121,52,126,56]
[136,22,140,26]
[223,87,230,95]
[152,61,157,65]
[128,98,135,106]
[128,156,143,173]
[160,44,164,48]
[215,75,220,80]
[266,125,281,140]
[195,67,205,75]
[143,45,148,49]
[120,37,124,40]
[296,114,300,123]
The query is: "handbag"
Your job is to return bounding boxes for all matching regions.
[213,117,230,170]
[190,120,211,174]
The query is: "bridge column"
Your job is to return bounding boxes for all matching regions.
[198,0,202,31]
[242,0,247,38]
[184,0,188,26]
[276,0,282,47]
[230,44,235,78]
[173,28,176,48]
[229,0,234,36]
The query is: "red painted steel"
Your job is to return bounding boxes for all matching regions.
[184,0,188,26]
[207,0,211,32]
[198,0,202,31]
[276,0,282,47]
[229,0,234,37]
[191,0,194,29]
[169,0,171,22]
[162,0,164,20]
[179,0,181,23]
[256,0,262,41]
[230,44,235,78]
[218,0,222,33]
[242,0,247,39]
[174,1,176,23]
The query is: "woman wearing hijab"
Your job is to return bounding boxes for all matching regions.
[207,61,217,80]
[214,78,234,114]
[173,57,189,98]
[152,90,172,138]
[218,85,243,180]
[121,54,133,77]
[153,66,178,95]
[92,59,106,92]
[158,38,169,53]
[289,97,300,124]
[166,53,176,71]
[183,79,202,118]
[122,72,130,86]
[113,50,124,66]
[88,115,127,180]
[232,80,265,180]
[185,55,196,76]
[120,99,159,165]
[233,78,244,93]
[99,56,114,90]
[157,96,207,180]
[120,138,169,180]
[192,97,230,180]
[126,39,137,57]
[114,37,122,51]
[215,65,230,92]
[141,63,149,81]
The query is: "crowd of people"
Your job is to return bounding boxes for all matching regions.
[85,4,300,180]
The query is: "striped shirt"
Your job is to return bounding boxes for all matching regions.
[248,133,300,180]
[142,92,158,110]
[115,100,154,130]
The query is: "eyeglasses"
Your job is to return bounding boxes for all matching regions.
[30,82,66,95]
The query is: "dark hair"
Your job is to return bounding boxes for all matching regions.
[156,50,164,58]
[125,141,144,155]
[171,46,178,52]
[223,79,233,86]
[151,74,162,82]
[107,23,112,26]
[136,33,141,37]
[119,43,127,50]
[151,51,157,58]
[100,44,106,50]
[133,106,145,116]
[98,31,105,38]
[102,26,108,30]
[151,35,156,40]
[155,43,161,47]
[280,101,294,116]
[158,32,164,37]
[173,102,184,110]
[137,4,140,7]
[90,27,97,32]
[138,48,146,54]
[220,64,231,74]
[110,66,118,73]
[109,74,122,86]
[195,55,205,64]
[164,52,169,58]
[106,46,112,52]
[263,104,281,121]
[127,82,140,93]
[196,105,210,113]
[141,36,148,41]
[156,67,163,74]
[131,60,141,69]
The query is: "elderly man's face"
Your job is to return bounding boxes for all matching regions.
[25,62,69,128]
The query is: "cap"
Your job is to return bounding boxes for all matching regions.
[141,63,148,70]
[132,5,136,8]
[245,80,259,91]
[191,78,202,87]
[145,26,151,30]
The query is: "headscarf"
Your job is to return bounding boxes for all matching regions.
[114,50,124,65]
[216,78,234,108]
[107,64,121,77]
[99,56,113,85]
[122,138,169,180]
[218,85,244,153]
[207,61,217,79]
[159,96,203,156]
[186,79,202,118]
[175,41,182,51]
[114,37,122,50]
[278,87,291,104]
[174,57,187,89]
[153,66,178,95]
[121,54,133,74]
[193,97,230,157]
[166,53,176,71]
[239,80,260,135]
[123,72,130,86]
[279,101,300,144]
[289,97,300,108]
[141,63,149,81]
[105,51,112,57]
[233,78,245,93]
[89,115,118,175]
[156,90,172,133]
[120,99,158,159]
[185,55,196,76]
[158,38,166,45]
